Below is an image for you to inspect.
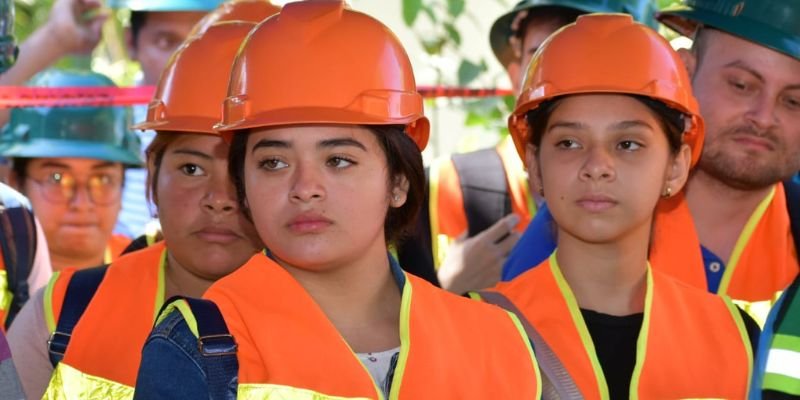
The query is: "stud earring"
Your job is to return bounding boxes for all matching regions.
[662,186,672,198]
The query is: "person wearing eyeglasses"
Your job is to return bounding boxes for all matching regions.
[0,68,143,272]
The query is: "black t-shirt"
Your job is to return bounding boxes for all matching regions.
[581,306,759,399]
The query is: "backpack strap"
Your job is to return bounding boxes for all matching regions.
[162,296,238,400]
[451,148,512,237]
[783,175,800,259]
[0,202,38,329]
[477,290,581,399]
[47,265,109,367]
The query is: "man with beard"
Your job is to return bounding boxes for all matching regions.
[502,0,800,328]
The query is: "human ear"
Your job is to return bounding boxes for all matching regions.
[662,144,692,197]
[390,174,410,208]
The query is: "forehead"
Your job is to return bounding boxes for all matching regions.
[28,157,121,171]
[140,11,207,33]
[519,16,565,53]
[698,30,800,86]
[249,125,377,145]
[549,94,658,124]
[165,133,228,155]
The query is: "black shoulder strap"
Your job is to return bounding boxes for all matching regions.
[477,290,581,399]
[163,296,238,400]
[451,148,512,237]
[783,175,800,258]
[1,204,37,329]
[48,265,109,367]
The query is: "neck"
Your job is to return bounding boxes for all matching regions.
[685,170,774,262]
[164,251,215,299]
[555,224,649,316]
[278,241,402,353]
[51,252,104,271]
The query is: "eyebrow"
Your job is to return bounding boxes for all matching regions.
[251,139,290,154]
[547,120,653,131]
[318,138,367,151]
[610,120,654,131]
[39,161,119,170]
[251,137,367,153]
[547,121,585,132]
[171,149,213,160]
[723,60,765,83]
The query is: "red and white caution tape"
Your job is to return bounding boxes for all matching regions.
[0,85,514,108]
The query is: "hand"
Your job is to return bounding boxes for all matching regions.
[44,0,108,55]
[437,214,520,295]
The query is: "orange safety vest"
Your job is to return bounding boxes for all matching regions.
[650,183,798,324]
[194,253,541,398]
[429,137,534,267]
[484,253,752,399]
[43,242,166,398]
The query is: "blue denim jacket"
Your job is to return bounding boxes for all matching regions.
[134,254,407,399]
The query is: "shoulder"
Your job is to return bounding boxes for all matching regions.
[0,183,32,211]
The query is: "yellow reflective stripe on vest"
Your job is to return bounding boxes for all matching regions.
[724,297,754,395]
[0,270,11,321]
[549,253,611,400]
[734,294,782,328]
[628,268,655,400]
[763,334,800,395]
[238,383,372,399]
[43,270,62,333]
[717,187,775,299]
[43,362,134,400]
[506,310,543,400]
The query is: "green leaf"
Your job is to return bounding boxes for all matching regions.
[447,0,465,17]
[458,59,483,86]
[444,22,461,46]
[402,0,423,26]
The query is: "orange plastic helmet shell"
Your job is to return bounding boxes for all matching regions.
[216,0,430,151]
[508,13,705,167]
[133,21,257,133]
[190,0,281,36]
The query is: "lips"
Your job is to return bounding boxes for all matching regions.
[576,193,618,212]
[731,134,775,151]
[195,226,242,244]
[287,212,333,234]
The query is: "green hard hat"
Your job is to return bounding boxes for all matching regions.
[0,0,17,73]
[107,0,225,12]
[657,0,800,61]
[490,0,659,67]
[0,69,144,167]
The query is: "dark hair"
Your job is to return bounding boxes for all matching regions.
[228,125,425,245]
[10,157,29,185]
[525,94,686,155]
[129,11,149,49]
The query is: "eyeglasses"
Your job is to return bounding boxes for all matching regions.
[29,171,122,206]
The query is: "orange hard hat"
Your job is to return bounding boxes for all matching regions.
[216,0,429,151]
[508,13,705,167]
[133,21,257,133]
[190,0,281,36]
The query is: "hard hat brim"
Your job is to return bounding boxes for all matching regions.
[657,7,800,61]
[2,139,144,167]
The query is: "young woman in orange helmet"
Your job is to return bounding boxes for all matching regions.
[6,12,276,399]
[134,2,541,399]
[473,13,756,399]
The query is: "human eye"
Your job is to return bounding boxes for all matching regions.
[258,157,288,171]
[555,139,580,149]
[326,156,356,169]
[782,93,800,111]
[617,140,643,151]
[179,163,206,176]
[90,174,118,187]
